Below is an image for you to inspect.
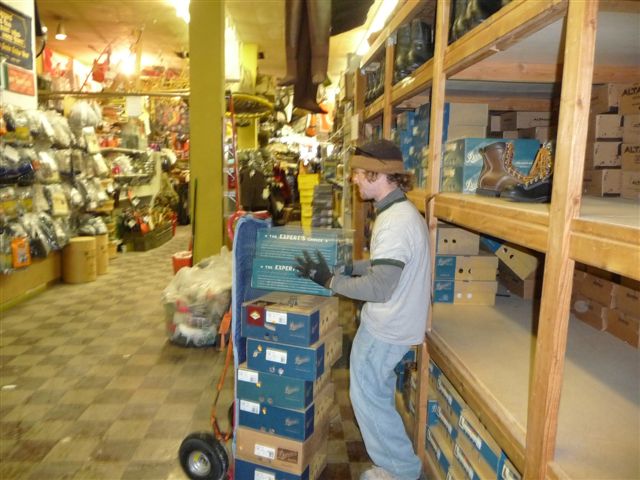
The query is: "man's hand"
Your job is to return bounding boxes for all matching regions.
[294,250,333,288]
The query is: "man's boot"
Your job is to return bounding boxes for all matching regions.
[476,141,519,196]
[394,23,411,83]
[406,19,433,72]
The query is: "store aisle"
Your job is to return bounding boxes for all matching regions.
[0,226,374,480]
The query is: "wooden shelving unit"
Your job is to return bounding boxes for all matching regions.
[353,0,640,479]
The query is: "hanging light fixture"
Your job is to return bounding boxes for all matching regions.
[55,22,67,40]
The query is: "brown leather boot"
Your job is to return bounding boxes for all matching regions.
[476,141,519,196]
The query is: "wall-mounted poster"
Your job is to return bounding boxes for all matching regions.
[0,3,33,70]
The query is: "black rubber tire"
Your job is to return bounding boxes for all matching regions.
[179,432,229,480]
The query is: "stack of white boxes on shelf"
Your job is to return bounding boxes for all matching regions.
[434,223,498,306]
[583,82,640,199]
[311,183,333,227]
[498,110,554,142]
[425,359,522,480]
[571,267,639,348]
[445,103,489,142]
[236,227,347,479]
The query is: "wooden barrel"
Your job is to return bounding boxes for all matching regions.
[95,234,109,275]
[62,237,97,284]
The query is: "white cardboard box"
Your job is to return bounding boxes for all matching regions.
[588,114,623,140]
[621,144,640,171]
[590,83,630,114]
[622,114,640,144]
[585,141,621,168]
[583,169,622,196]
[501,111,552,130]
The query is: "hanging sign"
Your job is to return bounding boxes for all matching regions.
[0,3,33,71]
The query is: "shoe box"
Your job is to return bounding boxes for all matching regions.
[255,227,353,267]
[236,364,330,411]
[433,280,498,305]
[251,258,332,297]
[587,113,623,141]
[480,236,539,281]
[621,171,640,200]
[426,424,454,477]
[497,261,541,300]
[440,138,540,193]
[571,293,608,331]
[622,115,640,144]
[606,309,640,348]
[621,144,640,170]
[241,293,338,346]
[237,382,334,441]
[585,141,622,168]
[590,83,631,114]
[235,423,328,476]
[246,327,342,381]
[583,168,622,196]
[500,111,552,130]
[234,449,327,480]
[619,83,640,115]
[436,223,480,256]
[516,126,556,143]
[435,253,498,281]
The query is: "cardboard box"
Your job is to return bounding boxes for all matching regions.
[437,223,480,255]
[235,424,328,475]
[590,83,630,114]
[497,457,522,480]
[585,141,622,168]
[498,261,540,300]
[578,272,616,306]
[613,283,640,317]
[435,253,498,281]
[433,280,498,305]
[500,111,552,130]
[238,383,334,441]
[241,293,339,346]
[454,434,500,479]
[623,115,640,144]
[571,294,608,331]
[436,374,466,418]
[246,327,342,381]
[481,237,539,281]
[619,83,640,115]
[621,144,640,171]
[501,130,519,139]
[518,126,555,143]
[426,425,453,475]
[490,115,502,133]
[255,227,352,266]
[237,364,330,411]
[583,169,622,196]
[435,401,459,445]
[234,453,326,480]
[588,114,623,140]
[440,138,540,193]
[458,408,503,471]
[447,103,489,127]
[621,171,640,200]
[606,309,639,348]
[447,125,488,141]
[251,258,332,297]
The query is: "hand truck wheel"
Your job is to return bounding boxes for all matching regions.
[179,432,229,480]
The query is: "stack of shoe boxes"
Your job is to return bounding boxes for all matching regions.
[571,266,639,348]
[499,111,554,142]
[480,236,541,301]
[434,223,498,306]
[583,82,640,199]
[298,173,320,228]
[237,227,347,478]
[311,184,333,227]
[425,359,522,480]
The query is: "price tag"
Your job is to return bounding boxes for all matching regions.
[255,471,275,480]
[266,310,287,325]
[238,369,259,384]
[266,348,288,364]
[254,444,276,460]
[239,399,260,414]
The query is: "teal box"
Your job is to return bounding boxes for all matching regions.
[255,226,352,266]
[426,427,451,474]
[441,138,541,193]
[427,397,439,426]
[434,280,455,303]
[251,258,332,296]
[236,363,330,410]
[429,359,442,380]
[435,255,457,280]
[234,458,310,480]
[238,398,315,441]
[246,337,325,381]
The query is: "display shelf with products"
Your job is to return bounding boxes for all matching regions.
[353,0,640,478]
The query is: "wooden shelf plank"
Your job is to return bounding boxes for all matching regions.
[363,96,384,122]
[390,60,434,105]
[443,0,566,76]
[428,297,640,480]
[570,197,640,281]
[407,188,429,213]
[434,193,549,252]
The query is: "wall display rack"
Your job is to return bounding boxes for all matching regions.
[354,1,639,479]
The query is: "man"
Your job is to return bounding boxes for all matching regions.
[295,139,430,480]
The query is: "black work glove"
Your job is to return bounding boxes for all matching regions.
[294,250,333,288]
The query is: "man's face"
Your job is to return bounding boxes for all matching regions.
[351,168,378,200]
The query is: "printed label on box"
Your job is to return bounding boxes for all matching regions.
[255,444,276,460]
[266,348,288,364]
[240,399,260,414]
[238,368,259,384]
[255,470,275,480]
[267,311,288,325]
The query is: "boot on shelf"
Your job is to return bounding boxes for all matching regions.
[476,141,519,196]
[500,175,553,203]
[406,19,433,72]
[394,23,411,83]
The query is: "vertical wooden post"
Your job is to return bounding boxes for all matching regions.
[524,2,598,479]
[383,37,395,139]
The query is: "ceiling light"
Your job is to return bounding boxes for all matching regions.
[55,22,67,40]
[356,0,398,56]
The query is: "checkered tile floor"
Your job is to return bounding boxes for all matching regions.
[0,226,374,479]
